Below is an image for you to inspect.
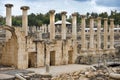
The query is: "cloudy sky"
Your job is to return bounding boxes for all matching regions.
[0,0,119,16]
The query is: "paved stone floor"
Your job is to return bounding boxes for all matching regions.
[26,64,91,76]
[0,74,14,79]
[0,64,91,79]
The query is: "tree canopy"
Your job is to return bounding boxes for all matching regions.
[0,10,120,27]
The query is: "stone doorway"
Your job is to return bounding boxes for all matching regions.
[28,52,37,67]
[50,51,55,66]
[68,50,73,64]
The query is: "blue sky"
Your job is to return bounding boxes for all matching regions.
[0,0,119,16]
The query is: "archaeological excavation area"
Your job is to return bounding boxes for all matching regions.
[0,3,120,80]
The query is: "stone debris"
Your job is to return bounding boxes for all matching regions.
[51,66,120,80]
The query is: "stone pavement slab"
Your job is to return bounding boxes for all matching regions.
[26,64,90,76]
[0,74,15,80]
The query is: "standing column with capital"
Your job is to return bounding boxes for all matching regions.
[21,6,30,36]
[5,4,13,26]
[49,10,55,40]
[72,12,77,40]
[97,17,102,50]
[89,17,94,52]
[61,11,67,40]
[81,15,86,51]
[110,19,115,49]
[5,4,13,41]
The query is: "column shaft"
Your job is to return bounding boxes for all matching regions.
[5,4,13,41]
[21,6,29,36]
[81,15,86,50]
[110,19,114,49]
[72,13,77,40]
[49,10,55,40]
[89,17,94,50]
[104,18,108,50]
[97,17,101,50]
[61,11,67,40]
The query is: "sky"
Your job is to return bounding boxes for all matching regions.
[0,0,120,16]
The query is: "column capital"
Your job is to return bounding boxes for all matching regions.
[89,16,94,19]
[104,18,108,21]
[97,17,102,20]
[110,18,114,21]
[20,6,30,10]
[49,10,55,14]
[72,12,77,16]
[5,4,13,8]
[61,11,67,15]
[81,15,86,18]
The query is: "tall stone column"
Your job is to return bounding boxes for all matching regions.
[97,17,101,50]
[61,11,67,40]
[110,19,115,49]
[89,17,94,51]
[49,10,55,40]
[5,4,13,26]
[81,15,86,51]
[103,18,108,50]
[21,6,30,36]
[72,12,77,40]
[5,4,13,41]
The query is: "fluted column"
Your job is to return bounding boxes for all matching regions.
[97,17,101,50]
[110,19,115,49]
[103,18,108,50]
[81,15,86,51]
[21,6,30,36]
[89,17,94,50]
[49,10,55,40]
[61,11,67,40]
[72,12,77,40]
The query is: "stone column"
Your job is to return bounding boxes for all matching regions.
[21,6,30,36]
[89,17,94,51]
[81,15,86,51]
[61,11,67,40]
[5,4,13,41]
[103,18,108,50]
[5,4,13,26]
[97,17,101,50]
[110,19,115,49]
[72,12,77,40]
[49,10,55,40]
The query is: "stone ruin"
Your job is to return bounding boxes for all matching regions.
[0,3,119,70]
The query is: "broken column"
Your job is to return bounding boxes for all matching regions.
[110,19,115,49]
[5,4,13,41]
[49,10,55,40]
[89,17,94,52]
[61,11,67,40]
[97,17,101,51]
[81,15,86,51]
[103,18,108,50]
[72,12,77,40]
[21,6,30,36]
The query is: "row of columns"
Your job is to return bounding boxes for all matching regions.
[5,4,115,52]
[5,4,29,37]
[81,16,115,52]
[49,10,77,41]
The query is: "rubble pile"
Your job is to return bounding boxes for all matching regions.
[51,66,120,80]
